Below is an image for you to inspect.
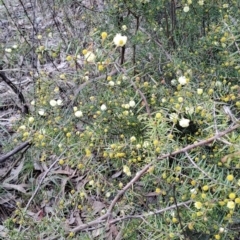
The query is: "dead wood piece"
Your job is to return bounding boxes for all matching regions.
[0,141,31,164]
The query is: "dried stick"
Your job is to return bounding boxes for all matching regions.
[130,79,151,117]
[109,200,193,225]
[0,141,31,163]
[185,152,219,184]
[0,69,29,114]
[24,150,67,211]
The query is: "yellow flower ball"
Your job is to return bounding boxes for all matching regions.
[172,217,178,223]
[82,49,88,55]
[107,76,112,81]
[98,64,104,71]
[235,198,240,204]
[66,55,72,61]
[226,175,234,181]
[101,32,108,40]
[155,112,162,119]
[155,188,161,194]
[59,159,64,165]
[113,33,127,47]
[66,132,71,138]
[214,234,220,240]
[188,223,194,230]
[227,201,235,209]
[194,201,202,209]
[202,185,209,191]
[229,193,236,200]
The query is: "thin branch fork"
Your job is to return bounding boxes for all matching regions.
[71,123,240,233]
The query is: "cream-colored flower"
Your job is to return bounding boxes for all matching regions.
[122,25,127,31]
[129,100,136,107]
[179,118,190,128]
[190,188,197,194]
[84,51,96,63]
[5,48,12,53]
[219,227,225,233]
[178,97,184,103]
[38,109,45,116]
[113,33,127,47]
[178,76,187,85]
[130,136,136,142]
[194,201,202,209]
[75,111,83,117]
[227,201,235,209]
[57,99,63,105]
[169,113,178,122]
[89,180,94,186]
[83,75,89,81]
[171,79,177,86]
[185,106,194,115]
[100,104,107,111]
[50,99,57,107]
[197,89,203,95]
[198,0,204,5]
[183,5,190,12]
[109,81,115,86]
[28,117,34,123]
[143,141,150,148]
[19,125,26,131]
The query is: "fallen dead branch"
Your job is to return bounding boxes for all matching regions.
[0,68,29,114]
[0,141,31,164]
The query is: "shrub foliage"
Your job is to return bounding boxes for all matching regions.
[0,0,240,239]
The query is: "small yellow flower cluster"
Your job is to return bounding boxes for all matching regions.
[226,174,234,181]
[155,188,161,194]
[85,148,92,157]
[123,165,131,176]
[101,32,108,40]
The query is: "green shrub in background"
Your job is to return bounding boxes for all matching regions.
[1,0,240,239]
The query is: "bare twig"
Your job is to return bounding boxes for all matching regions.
[71,198,192,233]
[130,79,151,117]
[0,141,31,163]
[109,200,193,225]
[24,150,67,211]
[0,144,31,181]
[0,0,31,46]
[117,65,151,116]
[173,185,188,240]
[185,152,219,184]
[0,68,29,114]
